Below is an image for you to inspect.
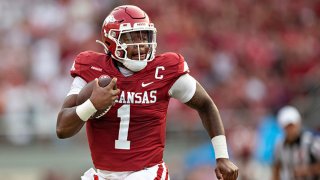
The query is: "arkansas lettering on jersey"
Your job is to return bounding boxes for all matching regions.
[70,51,189,171]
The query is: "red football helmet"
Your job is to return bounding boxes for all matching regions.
[97,5,157,72]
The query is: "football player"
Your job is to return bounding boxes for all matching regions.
[56,5,238,180]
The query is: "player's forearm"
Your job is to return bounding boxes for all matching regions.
[196,99,230,159]
[197,100,225,138]
[56,107,85,139]
[185,82,229,159]
[185,82,225,137]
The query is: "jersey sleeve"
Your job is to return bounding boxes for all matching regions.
[170,53,189,74]
[70,51,97,82]
[158,53,192,99]
[155,52,190,87]
[157,52,189,75]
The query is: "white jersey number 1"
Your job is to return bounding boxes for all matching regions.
[115,105,131,150]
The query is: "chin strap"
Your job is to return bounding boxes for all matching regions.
[123,60,147,72]
[95,40,147,72]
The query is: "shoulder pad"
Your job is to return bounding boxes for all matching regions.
[70,51,105,79]
[154,52,189,73]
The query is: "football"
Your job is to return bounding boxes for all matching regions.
[76,77,112,119]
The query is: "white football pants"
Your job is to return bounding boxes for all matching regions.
[81,162,170,180]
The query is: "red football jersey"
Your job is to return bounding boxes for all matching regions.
[70,51,189,171]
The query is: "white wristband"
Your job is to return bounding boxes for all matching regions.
[211,135,229,159]
[76,99,97,121]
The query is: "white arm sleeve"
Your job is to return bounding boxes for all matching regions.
[169,74,197,103]
[66,76,87,96]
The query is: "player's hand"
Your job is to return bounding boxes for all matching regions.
[215,158,238,180]
[90,78,120,110]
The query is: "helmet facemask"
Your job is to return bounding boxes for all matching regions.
[100,22,157,72]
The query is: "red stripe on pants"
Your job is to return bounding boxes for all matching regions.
[164,164,169,180]
[94,175,99,180]
[154,164,164,180]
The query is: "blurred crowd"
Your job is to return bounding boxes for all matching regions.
[1,0,320,179]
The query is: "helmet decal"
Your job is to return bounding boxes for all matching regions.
[104,15,117,24]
